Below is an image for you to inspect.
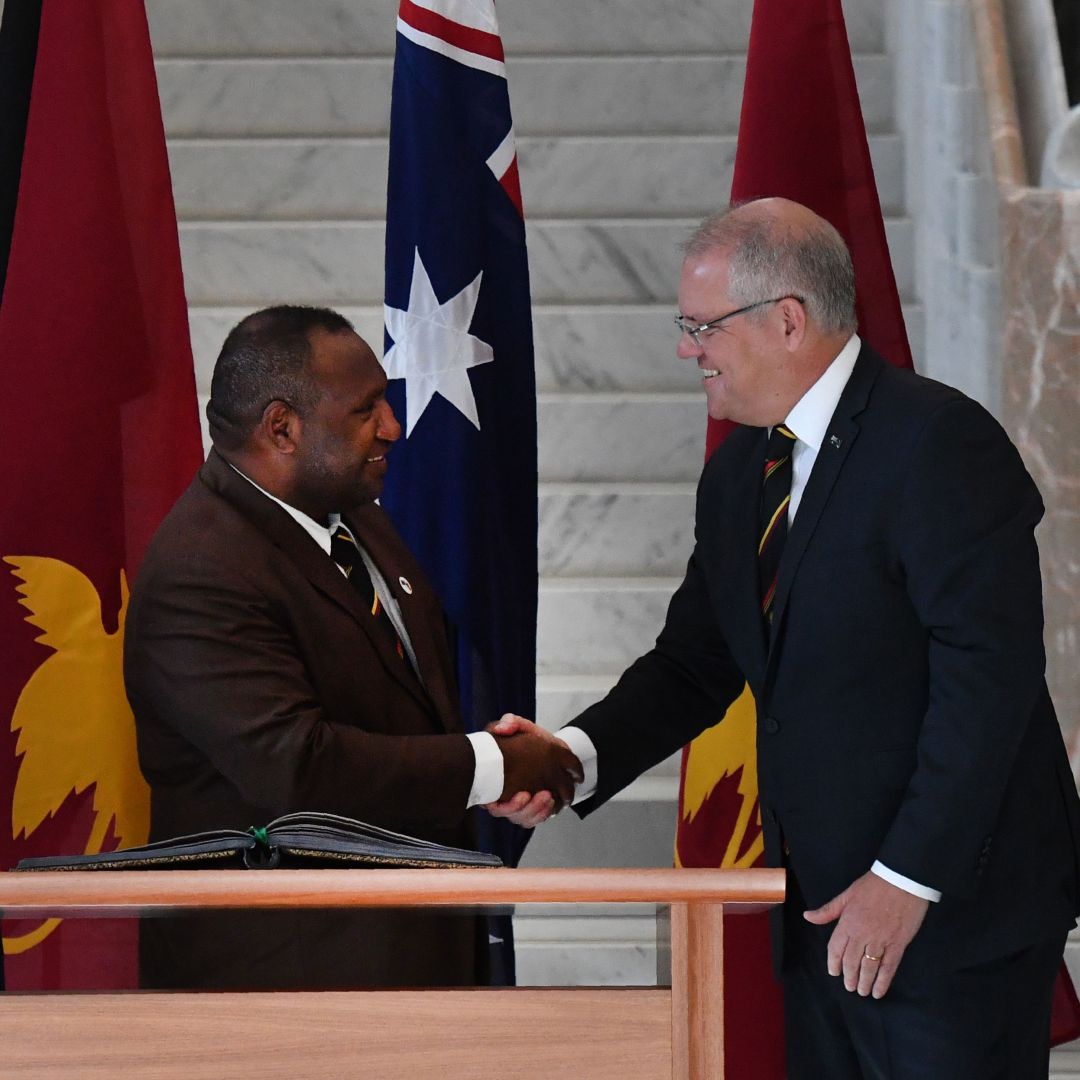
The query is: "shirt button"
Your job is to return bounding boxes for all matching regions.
[763,716,780,734]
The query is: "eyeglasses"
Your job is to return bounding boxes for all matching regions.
[674,295,805,347]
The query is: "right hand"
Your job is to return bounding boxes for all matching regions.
[490,714,583,809]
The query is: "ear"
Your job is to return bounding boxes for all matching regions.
[779,296,807,352]
[258,400,300,454]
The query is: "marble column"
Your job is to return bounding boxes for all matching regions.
[1000,191,1080,766]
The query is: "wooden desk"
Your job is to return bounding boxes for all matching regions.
[0,867,784,1080]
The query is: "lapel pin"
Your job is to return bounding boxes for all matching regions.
[398,576,413,595]
[829,435,843,449]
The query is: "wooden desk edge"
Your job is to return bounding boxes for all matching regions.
[0,866,785,913]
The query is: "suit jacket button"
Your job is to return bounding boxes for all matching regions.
[763,716,780,734]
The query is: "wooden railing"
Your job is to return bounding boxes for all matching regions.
[0,867,784,1080]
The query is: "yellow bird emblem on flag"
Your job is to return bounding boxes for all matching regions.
[2,556,149,954]
[676,683,764,870]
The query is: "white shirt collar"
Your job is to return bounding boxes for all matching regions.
[782,333,861,450]
[227,463,341,557]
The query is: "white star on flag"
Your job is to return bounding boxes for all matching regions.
[383,248,494,436]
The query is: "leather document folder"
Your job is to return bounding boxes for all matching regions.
[15,811,503,871]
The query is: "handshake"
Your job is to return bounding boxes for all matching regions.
[484,714,584,828]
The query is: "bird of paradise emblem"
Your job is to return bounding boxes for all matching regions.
[676,683,763,869]
[2,556,149,954]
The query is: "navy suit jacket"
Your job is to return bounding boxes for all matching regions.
[573,345,1080,976]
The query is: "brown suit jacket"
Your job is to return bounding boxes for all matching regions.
[125,449,484,989]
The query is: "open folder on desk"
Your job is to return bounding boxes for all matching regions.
[14,811,503,871]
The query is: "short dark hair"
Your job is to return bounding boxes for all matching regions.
[206,305,354,448]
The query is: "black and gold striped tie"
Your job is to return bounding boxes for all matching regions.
[330,525,407,662]
[758,424,797,628]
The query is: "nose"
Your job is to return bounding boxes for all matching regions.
[677,331,703,360]
[377,399,401,443]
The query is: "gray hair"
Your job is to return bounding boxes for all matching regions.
[683,205,857,335]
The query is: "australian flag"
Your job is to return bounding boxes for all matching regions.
[380,0,537,983]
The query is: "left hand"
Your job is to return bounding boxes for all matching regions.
[803,870,929,999]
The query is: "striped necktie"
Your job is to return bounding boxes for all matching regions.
[758,424,797,628]
[330,525,407,662]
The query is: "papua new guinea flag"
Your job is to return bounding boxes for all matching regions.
[0,0,202,988]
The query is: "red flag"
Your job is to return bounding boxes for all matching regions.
[675,1,911,1074]
[0,0,202,988]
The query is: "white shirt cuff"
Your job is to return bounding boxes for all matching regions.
[871,860,941,902]
[465,731,504,807]
[557,726,598,804]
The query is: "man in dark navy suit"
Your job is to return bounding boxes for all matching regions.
[488,199,1080,1078]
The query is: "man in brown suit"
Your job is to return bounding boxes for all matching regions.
[124,305,580,990]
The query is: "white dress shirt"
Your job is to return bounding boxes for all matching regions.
[558,335,941,902]
[228,466,498,809]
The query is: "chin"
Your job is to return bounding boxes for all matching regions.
[705,398,734,423]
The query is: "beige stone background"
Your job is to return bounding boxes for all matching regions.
[972,0,1080,770]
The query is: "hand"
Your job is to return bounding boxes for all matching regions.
[484,788,560,829]
[803,870,929,999]
[484,714,583,823]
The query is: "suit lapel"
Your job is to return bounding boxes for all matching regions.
[345,503,460,733]
[766,348,883,667]
[200,452,435,715]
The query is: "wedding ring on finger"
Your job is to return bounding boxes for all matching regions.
[862,949,883,963]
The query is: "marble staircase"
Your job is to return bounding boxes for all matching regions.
[147,0,918,984]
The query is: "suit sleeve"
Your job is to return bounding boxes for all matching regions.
[125,557,474,829]
[572,476,747,814]
[875,396,1048,896]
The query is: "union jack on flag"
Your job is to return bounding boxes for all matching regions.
[380,0,537,982]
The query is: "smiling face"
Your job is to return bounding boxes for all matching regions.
[677,249,807,427]
[288,328,401,517]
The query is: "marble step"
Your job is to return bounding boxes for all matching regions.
[513,908,666,987]
[156,54,895,139]
[539,482,696,577]
[518,795,678,879]
[146,0,885,58]
[536,673,615,733]
[538,393,705,483]
[176,217,915,306]
[187,301,927,398]
[167,134,905,220]
[537,576,681,675]
[509,911,660,989]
